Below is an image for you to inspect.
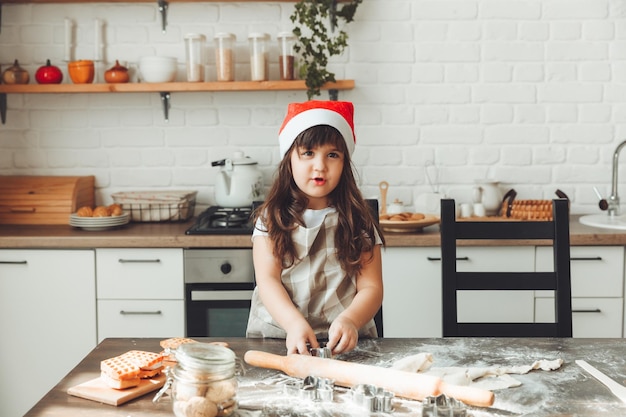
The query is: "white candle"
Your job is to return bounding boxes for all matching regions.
[64,18,72,61]
[94,19,102,61]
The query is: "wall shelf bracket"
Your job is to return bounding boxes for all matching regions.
[160,92,171,122]
[157,0,168,33]
[0,93,6,125]
[328,89,338,101]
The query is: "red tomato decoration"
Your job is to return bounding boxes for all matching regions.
[35,59,63,84]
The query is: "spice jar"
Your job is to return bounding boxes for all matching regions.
[170,343,239,417]
[277,31,296,81]
[248,32,269,81]
[214,32,236,82]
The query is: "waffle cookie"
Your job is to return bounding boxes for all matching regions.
[100,350,163,389]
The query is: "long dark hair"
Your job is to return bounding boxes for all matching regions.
[254,125,385,277]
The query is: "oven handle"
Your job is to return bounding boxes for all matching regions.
[191,290,254,301]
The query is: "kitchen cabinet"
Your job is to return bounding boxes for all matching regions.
[382,246,538,338]
[382,247,442,337]
[535,246,624,337]
[0,249,96,417]
[96,248,184,342]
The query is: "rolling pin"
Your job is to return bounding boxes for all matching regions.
[244,350,494,408]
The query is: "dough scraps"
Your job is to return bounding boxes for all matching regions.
[392,354,564,390]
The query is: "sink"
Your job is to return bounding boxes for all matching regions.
[579,214,626,230]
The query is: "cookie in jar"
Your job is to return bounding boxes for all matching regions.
[170,343,239,417]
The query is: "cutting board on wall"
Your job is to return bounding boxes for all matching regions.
[67,374,166,406]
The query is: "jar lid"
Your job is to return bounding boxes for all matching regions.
[277,31,296,39]
[214,32,236,40]
[184,33,206,40]
[175,342,236,369]
[248,32,270,40]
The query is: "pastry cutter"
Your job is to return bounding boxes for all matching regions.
[576,360,626,403]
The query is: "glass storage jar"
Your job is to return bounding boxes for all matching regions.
[248,32,270,81]
[214,32,236,82]
[170,343,239,417]
[277,31,296,81]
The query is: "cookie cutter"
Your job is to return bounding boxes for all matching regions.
[284,375,334,402]
[422,394,467,417]
[350,384,394,413]
[308,343,332,359]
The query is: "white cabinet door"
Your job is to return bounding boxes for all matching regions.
[0,249,96,417]
[536,246,624,337]
[382,247,442,337]
[381,246,535,337]
[536,297,622,337]
[456,246,535,323]
[96,248,184,342]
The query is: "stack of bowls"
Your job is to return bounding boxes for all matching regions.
[139,56,178,82]
[68,60,95,84]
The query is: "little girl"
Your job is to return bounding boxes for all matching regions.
[246,100,385,355]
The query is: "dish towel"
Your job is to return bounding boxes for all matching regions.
[391,353,563,390]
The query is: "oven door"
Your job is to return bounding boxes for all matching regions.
[185,282,254,337]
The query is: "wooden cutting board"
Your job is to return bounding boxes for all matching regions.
[67,374,166,406]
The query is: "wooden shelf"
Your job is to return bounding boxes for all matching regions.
[0,80,354,124]
[0,80,354,94]
[0,0,337,2]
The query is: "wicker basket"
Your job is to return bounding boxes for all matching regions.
[111,191,197,222]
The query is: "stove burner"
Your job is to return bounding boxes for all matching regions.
[213,210,249,228]
[185,206,254,235]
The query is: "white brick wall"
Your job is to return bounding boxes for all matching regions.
[1,0,626,214]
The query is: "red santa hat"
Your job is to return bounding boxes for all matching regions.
[278,100,356,157]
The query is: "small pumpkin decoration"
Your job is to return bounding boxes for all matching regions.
[2,59,30,85]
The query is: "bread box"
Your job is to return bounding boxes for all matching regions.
[0,176,95,225]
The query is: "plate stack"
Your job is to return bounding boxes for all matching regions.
[69,212,130,231]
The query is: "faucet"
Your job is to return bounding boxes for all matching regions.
[607,140,626,217]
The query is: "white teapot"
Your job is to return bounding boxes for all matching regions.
[473,180,503,216]
[212,151,264,208]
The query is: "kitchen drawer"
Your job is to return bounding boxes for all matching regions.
[535,297,623,337]
[536,246,624,297]
[457,246,535,323]
[96,248,183,299]
[97,299,184,342]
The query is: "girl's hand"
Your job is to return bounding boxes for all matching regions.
[327,316,359,354]
[285,320,318,355]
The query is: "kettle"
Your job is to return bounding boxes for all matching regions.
[212,151,264,208]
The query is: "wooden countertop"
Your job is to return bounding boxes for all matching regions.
[0,215,624,249]
[25,337,626,417]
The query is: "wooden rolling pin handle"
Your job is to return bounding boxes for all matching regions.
[244,350,495,408]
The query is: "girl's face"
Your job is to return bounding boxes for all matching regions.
[290,142,345,209]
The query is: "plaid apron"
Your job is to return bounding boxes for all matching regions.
[246,210,378,339]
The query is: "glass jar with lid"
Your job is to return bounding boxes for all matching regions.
[170,343,239,417]
[277,31,296,81]
[248,32,270,81]
[214,32,236,82]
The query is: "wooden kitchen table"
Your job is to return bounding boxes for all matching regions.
[25,337,626,417]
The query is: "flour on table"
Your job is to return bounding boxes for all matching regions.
[392,354,564,391]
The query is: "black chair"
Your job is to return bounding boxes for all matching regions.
[440,198,572,337]
[366,198,384,337]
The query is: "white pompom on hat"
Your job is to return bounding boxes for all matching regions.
[278,100,356,158]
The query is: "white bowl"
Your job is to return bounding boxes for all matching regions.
[139,56,177,83]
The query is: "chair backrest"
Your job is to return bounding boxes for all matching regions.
[366,199,384,337]
[440,198,572,337]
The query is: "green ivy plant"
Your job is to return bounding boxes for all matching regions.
[290,0,363,99]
